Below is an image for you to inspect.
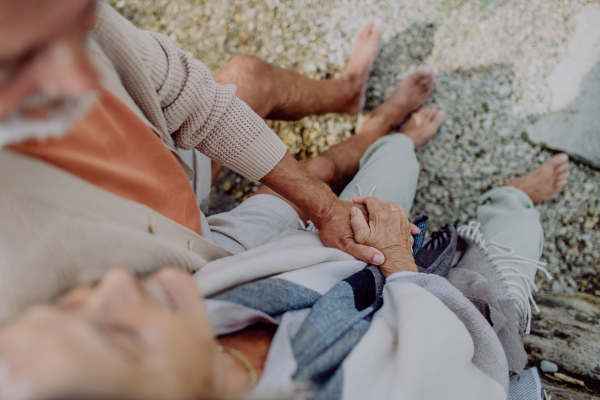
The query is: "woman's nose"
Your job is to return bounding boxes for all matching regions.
[85,268,145,317]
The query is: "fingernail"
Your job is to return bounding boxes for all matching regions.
[351,207,358,215]
[559,154,568,161]
[373,254,384,264]
[416,227,421,234]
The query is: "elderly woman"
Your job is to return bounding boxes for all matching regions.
[0,76,570,400]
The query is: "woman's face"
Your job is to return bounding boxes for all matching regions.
[0,268,224,400]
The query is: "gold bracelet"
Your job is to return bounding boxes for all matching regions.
[217,345,258,387]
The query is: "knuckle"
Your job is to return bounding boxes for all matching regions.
[374,210,389,220]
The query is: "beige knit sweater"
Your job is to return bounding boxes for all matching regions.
[92,2,287,181]
[0,3,291,325]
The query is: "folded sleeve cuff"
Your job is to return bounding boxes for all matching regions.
[225,124,288,181]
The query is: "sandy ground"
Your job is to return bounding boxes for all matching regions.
[110,0,600,295]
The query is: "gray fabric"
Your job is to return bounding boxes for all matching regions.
[448,236,527,376]
[386,272,510,391]
[207,194,303,254]
[338,133,419,212]
[215,267,384,400]
[477,187,544,326]
[179,148,212,215]
[414,222,527,376]
[508,367,542,400]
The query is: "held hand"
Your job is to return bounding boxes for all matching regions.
[348,195,419,277]
[312,198,387,265]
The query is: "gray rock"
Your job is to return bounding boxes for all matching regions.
[540,360,559,373]
[525,6,600,170]
[525,292,600,390]
[551,280,564,293]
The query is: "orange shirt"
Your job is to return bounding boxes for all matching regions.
[9,87,202,234]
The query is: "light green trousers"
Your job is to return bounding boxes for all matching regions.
[339,133,544,316]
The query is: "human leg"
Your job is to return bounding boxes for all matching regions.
[337,108,445,212]
[338,134,419,212]
[472,154,570,328]
[213,20,384,121]
[210,20,384,183]
[253,67,441,218]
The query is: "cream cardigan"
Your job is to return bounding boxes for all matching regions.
[0,2,290,325]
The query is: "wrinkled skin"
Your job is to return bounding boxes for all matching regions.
[349,195,419,277]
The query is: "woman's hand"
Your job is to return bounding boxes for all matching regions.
[348,196,420,277]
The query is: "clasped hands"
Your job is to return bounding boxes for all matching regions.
[313,195,420,278]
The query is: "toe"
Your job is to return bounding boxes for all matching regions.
[413,66,434,84]
[555,180,568,190]
[359,20,374,38]
[371,18,384,38]
[549,153,569,167]
[416,65,433,76]
[433,109,446,124]
[425,108,437,120]
[556,163,569,174]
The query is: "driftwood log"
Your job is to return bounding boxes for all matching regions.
[524,292,600,399]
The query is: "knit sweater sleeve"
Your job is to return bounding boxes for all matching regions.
[96,3,287,181]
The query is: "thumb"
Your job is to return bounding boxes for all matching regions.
[350,207,370,243]
[344,239,385,265]
[410,223,421,235]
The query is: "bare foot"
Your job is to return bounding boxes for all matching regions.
[385,66,436,122]
[400,108,446,148]
[341,19,384,114]
[358,66,436,133]
[507,153,570,204]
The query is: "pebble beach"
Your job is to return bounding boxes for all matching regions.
[110,0,600,295]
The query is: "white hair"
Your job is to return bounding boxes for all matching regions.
[0,91,99,148]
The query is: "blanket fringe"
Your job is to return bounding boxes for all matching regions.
[354,184,377,197]
[298,219,319,232]
[457,221,552,334]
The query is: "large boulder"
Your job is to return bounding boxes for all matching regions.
[525,6,600,170]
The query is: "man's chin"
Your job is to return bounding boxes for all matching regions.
[0,91,99,148]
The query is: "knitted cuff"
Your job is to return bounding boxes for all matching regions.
[225,127,288,181]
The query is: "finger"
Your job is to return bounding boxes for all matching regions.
[347,195,365,204]
[410,223,421,235]
[344,239,385,265]
[350,207,371,242]
[386,202,408,219]
[362,197,386,214]
[381,200,397,211]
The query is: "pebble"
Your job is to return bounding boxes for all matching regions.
[221,181,232,192]
[551,281,564,293]
[540,360,559,373]
[111,0,600,295]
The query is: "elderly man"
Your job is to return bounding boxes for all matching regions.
[0,0,437,323]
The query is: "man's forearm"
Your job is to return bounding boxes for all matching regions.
[259,152,337,224]
[260,151,384,265]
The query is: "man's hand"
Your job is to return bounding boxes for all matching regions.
[348,196,419,277]
[310,197,386,265]
[259,152,386,265]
